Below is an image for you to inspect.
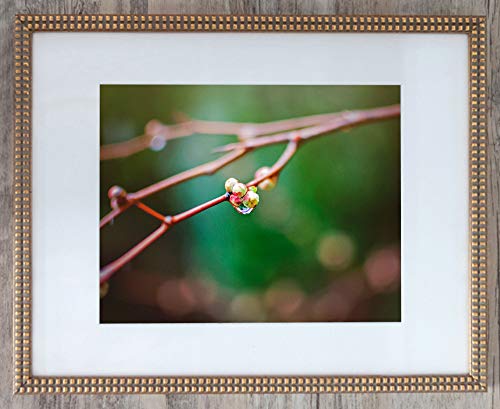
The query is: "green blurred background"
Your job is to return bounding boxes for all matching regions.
[100,85,401,323]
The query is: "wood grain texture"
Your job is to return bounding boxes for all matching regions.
[1,0,498,407]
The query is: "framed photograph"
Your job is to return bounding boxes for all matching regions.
[13,15,487,394]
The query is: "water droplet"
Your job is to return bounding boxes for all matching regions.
[233,204,254,215]
[149,134,167,151]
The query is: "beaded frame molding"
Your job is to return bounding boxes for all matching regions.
[13,14,487,394]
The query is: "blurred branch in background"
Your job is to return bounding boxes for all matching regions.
[100,108,387,160]
[100,104,400,285]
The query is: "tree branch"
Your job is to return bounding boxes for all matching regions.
[214,105,401,153]
[100,104,400,229]
[100,105,400,283]
[100,110,365,160]
[100,223,169,284]
[100,140,299,283]
[131,148,247,201]
[99,149,246,228]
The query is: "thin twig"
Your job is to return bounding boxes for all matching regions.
[100,104,400,228]
[131,149,246,201]
[214,105,401,153]
[247,139,299,187]
[100,105,400,282]
[100,141,299,283]
[100,110,360,160]
[100,223,169,284]
[170,194,229,224]
[99,149,246,228]
[135,201,167,223]
[99,205,132,229]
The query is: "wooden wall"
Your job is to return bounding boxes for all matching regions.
[0,1,498,408]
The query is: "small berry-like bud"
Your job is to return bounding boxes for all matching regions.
[255,166,278,191]
[232,182,247,198]
[258,179,276,191]
[249,186,258,193]
[229,194,243,207]
[224,177,239,193]
[242,190,260,208]
[108,185,128,208]
[100,281,109,298]
[108,185,126,200]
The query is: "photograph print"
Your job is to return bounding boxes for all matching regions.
[99,85,401,324]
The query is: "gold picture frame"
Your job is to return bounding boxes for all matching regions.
[13,14,487,394]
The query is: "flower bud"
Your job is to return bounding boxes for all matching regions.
[100,282,109,298]
[108,185,128,208]
[224,177,239,193]
[258,179,276,191]
[108,185,126,200]
[248,186,258,193]
[229,194,243,207]
[242,190,260,208]
[231,182,247,198]
[255,166,278,191]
